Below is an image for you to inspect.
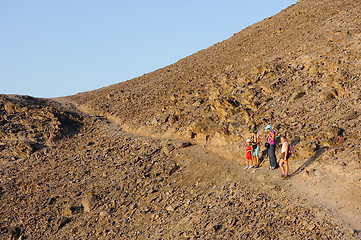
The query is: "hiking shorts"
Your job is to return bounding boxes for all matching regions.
[281,152,290,160]
[252,146,260,157]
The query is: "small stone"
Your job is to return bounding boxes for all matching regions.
[310,143,318,151]
[290,90,306,102]
[69,205,83,214]
[348,228,356,235]
[180,142,192,148]
[346,111,358,121]
[48,196,57,205]
[168,163,179,176]
[7,226,22,239]
[57,217,71,229]
[306,222,315,231]
[123,218,129,224]
[166,205,175,212]
[168,115,177,125]
[213,224,222,231]
[81,194,98,212]
[99,211,108,217]
[162,144,175,156]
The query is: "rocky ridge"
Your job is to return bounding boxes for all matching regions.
[0,95,82,159]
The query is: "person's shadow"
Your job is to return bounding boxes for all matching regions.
[289,147,326,177]
[259,149,268,166]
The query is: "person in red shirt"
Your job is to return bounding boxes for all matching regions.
[245,139,254,169]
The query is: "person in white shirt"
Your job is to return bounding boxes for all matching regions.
[279,136,291,179]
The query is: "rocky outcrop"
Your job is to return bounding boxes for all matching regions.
[0,95,82,158]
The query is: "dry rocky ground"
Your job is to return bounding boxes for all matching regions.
[1,0,361,239]
[0,96,358,239]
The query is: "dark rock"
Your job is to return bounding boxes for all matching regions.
[290,90,306,102]
[168,163,179,176]
[180,142,192,148]
[64,205,83,215]
[58,217,71,229]
[213,224,222,231]
[48,196,57,205]
[7,226,22,239]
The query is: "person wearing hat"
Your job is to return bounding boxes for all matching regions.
[244,139,254,169]
[264,125,278,169]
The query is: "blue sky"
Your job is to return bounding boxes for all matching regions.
[0,0,296,98]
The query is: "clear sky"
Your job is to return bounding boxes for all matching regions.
[0,0,296,98]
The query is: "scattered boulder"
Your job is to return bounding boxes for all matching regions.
[168,115,178,125]
[290,90,306,102]
[99,211,109,217]
[63,205,83,215]
[345,110,358,121]
[166,205,175,212]
[162,144,175,156]
[81,194,98,212]
[57,217,71,229]
[7,226,22,239]
[320,89,338,102]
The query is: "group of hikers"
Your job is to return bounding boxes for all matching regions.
[244,124,292,179]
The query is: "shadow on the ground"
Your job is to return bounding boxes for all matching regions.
[259,149,268,167]
[289,147,326,177]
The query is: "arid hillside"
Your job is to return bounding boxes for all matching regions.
[63,0,361,235]
[1,0,361,239]
[66,0,360,143]
[1,96,358,239]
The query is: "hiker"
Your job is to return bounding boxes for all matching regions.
[251,129,261,167]
[279,136,291,179]
[244,139,254,169]
[265,125,278,169]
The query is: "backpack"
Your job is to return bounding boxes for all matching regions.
[288,143,293,156]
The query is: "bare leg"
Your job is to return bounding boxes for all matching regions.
[284,160,289,176]
[279,158,285,175]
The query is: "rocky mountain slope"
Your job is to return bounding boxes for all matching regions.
[1,0,361,239]
[66,0,361,160]
[64,0,361,236]
[0,97,357,239]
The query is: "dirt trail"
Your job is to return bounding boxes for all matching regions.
[175,143,361,232]
[57,99,361,236]
[109,119,361,237]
